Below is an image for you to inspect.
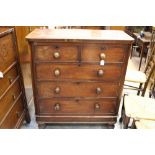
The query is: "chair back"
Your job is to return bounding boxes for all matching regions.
[150,30,155,50]
[145,30,155,72]
[142,63,155,96]
[149,79,155,98]
[142,31,155,96]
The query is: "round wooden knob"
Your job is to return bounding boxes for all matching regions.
[8,77,13,84]
[95,103,100,110]
[54,103,60,111]
[100,53,106,60]
[54,69,61,77]
[53,52,60,59]
[16,112,20,118]
[96,87,102,94]
[54,87,61,94]
[97,69,104,77]
[12,94,16,100]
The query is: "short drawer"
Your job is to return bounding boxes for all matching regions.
[37,81,119,98]
[82,44,125,62]
[35,44,78,62]
[38,99,117,115]
[0,65,18,96]
[36,64,122,82]
[0,79,21,122]
[0,33,16,71]
[0,97,24,129]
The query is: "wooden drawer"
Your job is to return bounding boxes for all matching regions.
[37,81,119,98]
[36,64,122,82]
[0,65,18,97]
[35,44,78,62]
[38,99,117,115]
[0,79,21,122]
[0,97,24,129]
[82,44,125,62]
[0,33,16,71]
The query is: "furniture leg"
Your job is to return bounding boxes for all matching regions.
[119,96,125,123]
[107,124,115,129]
[130,47,133,59]
[137,83,143,95]
[123,115,130,129]
[139,45,144,71]
[25,109,31,123]
[38,123,46,129]
[131,120,136,129]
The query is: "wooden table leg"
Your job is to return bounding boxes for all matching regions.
[139,45,144,71]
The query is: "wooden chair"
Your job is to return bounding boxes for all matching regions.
[124,43,155,96]
[120,77,155,125]
[122,94,155,129]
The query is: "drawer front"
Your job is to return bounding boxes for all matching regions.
[36,64,122,82]
[0,79,21,122]
[38,99,117,115]
[0,66,18,96]
[0,97,24,129]
[82,44,125,62]
[35,45,78,62]
[37,82,119,98]
[0,33,16,71]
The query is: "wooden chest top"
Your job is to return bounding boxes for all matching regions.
[26,29,134,43]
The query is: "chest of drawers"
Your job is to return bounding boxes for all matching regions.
[0,27,30,128]
[26,29,134,128]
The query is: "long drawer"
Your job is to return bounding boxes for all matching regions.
[0,79,21,122]
[35,44,78,62]
[36,63,122,82]
[0,96,24,129]
[38,98,117,115]
[0,33,16,71]
[37,81,119,98]
[0,65,18,97]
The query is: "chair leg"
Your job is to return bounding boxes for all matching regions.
[119,105,124,123]
[119,94,127,123]
[131,119,136,129]
[142,81,148,97]
[123,115,130,129]
[130,47,133,59]
[137,83,143,95]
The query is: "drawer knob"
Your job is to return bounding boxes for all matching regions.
[16,112,20,118]
[12,94,16,100]
[54,103,60,111]
[54,69,61,77]
[97,69,104,77]
[96,87,102,94]
[53,52,60,59]
[54,87,61,94]
[100,53,106,60]
[95,103,100,110]
[8,76,13,84]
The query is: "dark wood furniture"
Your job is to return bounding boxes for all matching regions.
[133,32,152,70]
[0,27,30,129]
[26,29,134,128]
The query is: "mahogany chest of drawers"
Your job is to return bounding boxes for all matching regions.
[0,27,30,129]
[26,29,134,128]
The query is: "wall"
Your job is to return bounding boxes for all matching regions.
[15,26,42,62]
[110,26,126,30]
